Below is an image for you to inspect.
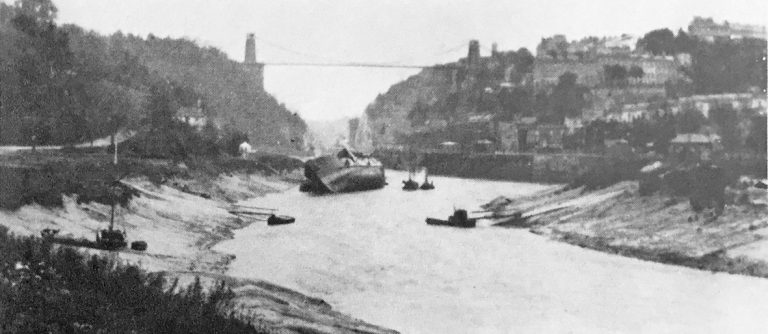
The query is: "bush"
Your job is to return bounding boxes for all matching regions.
[0,226,264,333]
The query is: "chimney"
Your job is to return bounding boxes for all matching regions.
[245,33,256,64]
[491,42,498,56]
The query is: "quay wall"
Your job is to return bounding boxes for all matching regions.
[373,149,607,183]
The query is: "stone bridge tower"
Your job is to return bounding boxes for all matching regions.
[244,33,264,90]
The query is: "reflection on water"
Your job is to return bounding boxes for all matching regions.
[216,170,768,334]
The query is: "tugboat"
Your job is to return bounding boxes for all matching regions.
[96,186,129,250]
[420,168,435,190]
[301,146,386,193]
[402,174,419,191]
[426,209,477,228]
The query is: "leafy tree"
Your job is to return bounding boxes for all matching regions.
[547,49,558,60]
[11,10,77,145]
[603,64,628,88]
[90,81,143,146]
[673,29,697,54]
[13,0,56,23]
[548,72,588,123]
[710,105,740,150]
[690,38,767,94]
[498,86,533,119]
[514,48,534,74]
[637,28,675,55]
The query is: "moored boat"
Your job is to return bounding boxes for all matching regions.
[267,214,296,226]
[420,168,435,190]
[402,177,419,191]
[425,209,477,228]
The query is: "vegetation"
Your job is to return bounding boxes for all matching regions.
[0,0,306,150]
[0,151,301,210]
[638,27,766,94]
[0,226,264,333]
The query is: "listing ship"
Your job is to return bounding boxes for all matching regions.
[301,147,386,193]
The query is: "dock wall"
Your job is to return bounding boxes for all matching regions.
[373,149,607,183]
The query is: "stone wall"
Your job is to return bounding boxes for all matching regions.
[374,149,607,183]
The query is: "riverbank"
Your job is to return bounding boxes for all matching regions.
[0,152,397,334]
[484,181,768,278]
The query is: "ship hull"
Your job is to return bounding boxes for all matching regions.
[302,155,386,193]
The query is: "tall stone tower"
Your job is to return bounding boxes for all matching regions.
[467,40,480,68]
[244,33,264,90]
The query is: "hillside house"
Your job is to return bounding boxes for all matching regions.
[669,133,722,165]
[176,106,206,129]
[498,118,566,152]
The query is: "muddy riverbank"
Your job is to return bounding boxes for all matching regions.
[485,181,768,278]
[0,154,398,334]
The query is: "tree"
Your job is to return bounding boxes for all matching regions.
[90,81,143,147]
[603,64,628,88]
[710,105,740,150]
[689,38,767,94]
[637,28,675,55]
[548,72,588,123]
[11,10,76,145]
[673,29,697,54]
[628,65,644,80]
[13,0,56,23]
[498,87,533,119]
[513,48,534,74]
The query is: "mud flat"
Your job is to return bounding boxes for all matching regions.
[0,168,397,334]
[486,181,768,278]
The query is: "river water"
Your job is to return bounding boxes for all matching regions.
[215,170,768,333]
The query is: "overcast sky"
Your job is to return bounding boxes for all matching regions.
[37,1,768,120]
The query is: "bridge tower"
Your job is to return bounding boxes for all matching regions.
[244,33,264,90]
[467,40,480,68]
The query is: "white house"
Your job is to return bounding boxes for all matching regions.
[238,141,252,156]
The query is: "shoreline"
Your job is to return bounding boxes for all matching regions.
[484,180,768,279]
[0,167,398,334]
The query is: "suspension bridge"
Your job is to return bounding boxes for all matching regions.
[249,35,475,70]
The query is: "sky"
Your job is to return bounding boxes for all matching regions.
[26,0,768,121]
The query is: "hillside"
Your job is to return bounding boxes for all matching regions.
[360,46,535,149]
[360,22,766,151]
[97,32,307,148]
[0,1,306,149]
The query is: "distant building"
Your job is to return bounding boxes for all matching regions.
[533,54,685,88]
[238,141,253,156]
[669,133,722,165]
[497,118,565,152]
[689,16,766,42]
[176,104,207,128]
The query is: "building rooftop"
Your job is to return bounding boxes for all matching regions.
[670,133,721,145]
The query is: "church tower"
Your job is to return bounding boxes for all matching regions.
[244,33,264,90]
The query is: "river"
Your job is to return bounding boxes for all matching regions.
[215,170,768,333]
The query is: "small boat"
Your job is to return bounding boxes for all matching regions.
[426,209,476,228]
[402,177,419,191]
[267,214,296,226]
[420,169,435,190]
